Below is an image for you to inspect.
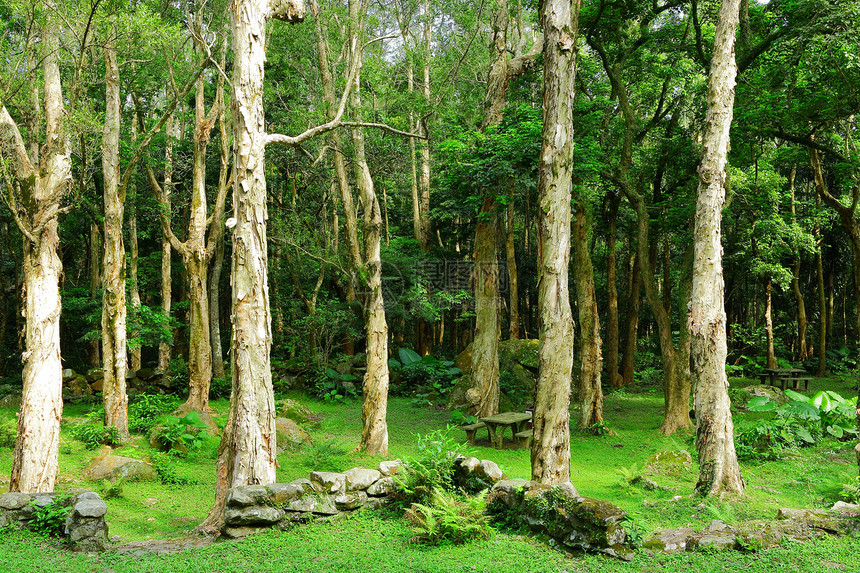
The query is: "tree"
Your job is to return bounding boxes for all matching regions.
[531,0,581,485]
[0,2,71,493]
[690,0,745,497]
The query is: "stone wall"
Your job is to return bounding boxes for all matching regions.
[222,460,403,538]
[0,491,109,551]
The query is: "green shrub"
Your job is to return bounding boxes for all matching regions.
[68,422,121,450]
[0,418,17,448]
[210,377,231,400]
[389,348,461,403]
[150,411,209,454]
[396,428,471,504]
[404,488,493,545]
[29,496,72,537]
[128,394,179,435]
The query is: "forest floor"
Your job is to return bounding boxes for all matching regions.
[0,374,859,571]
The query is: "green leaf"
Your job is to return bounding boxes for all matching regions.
[399,348,422,366]
[325,368,340,379]
[747,396,777,411]
[795,426,815,443]
[784,389,810,402]
[826,425,844,438]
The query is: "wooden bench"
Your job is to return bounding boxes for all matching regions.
[785,377,812,391]
[515,429,533,449]
[461,422,487,445]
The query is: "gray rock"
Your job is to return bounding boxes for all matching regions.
[62,369,76,382]
[32,495,56,508]
[222,525,269,539]
[644,527,697,553]
[82,455,156,482]
[488,479,529,509]
[777,508,828,520]
[0,492,31,510]
[364,497,388,510]
[335,492,367,511]
[644,450,693,476]
[268,482,305,505]
[344,468,381,491]
[695,531,738,551]
[309,471,346,495]
[831,501,860,514]
[378,460,402,476]
[227,485,270,508]
[313,495,338,515]
[73,499,107,518]
[478,460,504,482]
[459,456,481,474]
[366,477,396,496]
[77,492,101,502]
[224,506,283,526]
[288,496,317,513]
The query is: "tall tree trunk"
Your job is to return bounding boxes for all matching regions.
[690,0,745,497]
[350,0,390,455]
[201,0,303,533]
[621,251,641,387]
[506,199,520,340]
[606,196,620,388]
[419,0,432,250]
[2,6,71,492]
[472,199,500,417]
[101,37,129,439]
[765,279,776,368]
[89,223,101,368]
[210,231,226,380]
[815,195,827,377]
[531,0,581,486]
[159,114,174,374]
[789,168,808,361]
[572,201,603,428]
[129,207,142,373]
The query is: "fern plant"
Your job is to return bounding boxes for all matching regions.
[404,488,493,545]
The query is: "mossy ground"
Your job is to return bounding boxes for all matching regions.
[0,374,857,571]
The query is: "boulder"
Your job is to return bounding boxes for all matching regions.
[367,477,396,496]
[86,368,104,383]
[65,375,94,399]
[378,460,402,476]
[335,492,367,511]
[82,455,156,482]
[777,508,828,521]
[644,527,697,553]
[73,498,108,518]
[268,482,305,505]
[276,399,318,425]
[309,471,346,495]
[62,369,76,382]
[136,368,155,381]
[735,384,787,407]
[0,492,31,510]
[0,394,21,410]
[90,379,104,393]
[170,403,220,437]
[344,468,381,491]
[227,485,269,508]
[831,501,860,515]
[224,506,283,526]
[477,460,504,483]
[644,450,692,476]
[275,418,311,453]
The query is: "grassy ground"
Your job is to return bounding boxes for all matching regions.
[0,375,858,571]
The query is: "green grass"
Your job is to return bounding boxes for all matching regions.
[0,376,858,570]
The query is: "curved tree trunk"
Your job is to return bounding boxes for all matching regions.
[789,168,808,361]
[815,195,827,377]
[158,114,174,374]
[210,232,226,380]
[506,200,520,340]
[184,252,212,411]
[572,201,603,428]
[690,0,745,497]
[621,251,641,387]
[531,0,580,486]
[765,279,776,368]
[101,37,129,439]
[89,223,101,368]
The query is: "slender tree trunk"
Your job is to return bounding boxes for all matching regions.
[789,168,808,361]
[607,197,620,387]
[89,223,101,368]
[765,279,776,368]
[3,7,71,492]
[201,0,303,532]
[159,114,174,374]
[129,207,142,373]
[816,219,827,376]
[690,0,744,497]
[472,199,500,417]
[572,201,603,428]
[101,37,129,439]
[621,251,641,387]
[419,0,432,250]
[531,0,581,486]
[210,232,226,380]
[506,199,520,340]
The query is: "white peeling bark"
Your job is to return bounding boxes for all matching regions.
[531,0,581,485]
[101,37,129,440]
[690,0,745,497]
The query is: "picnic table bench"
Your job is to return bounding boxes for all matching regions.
[480,412,532,449]
[461,421,487,445]
[757,368,811,391]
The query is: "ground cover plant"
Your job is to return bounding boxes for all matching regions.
[0,372,858,570]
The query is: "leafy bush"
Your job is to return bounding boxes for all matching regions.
[0,418,16,448]
[313,367,358,402]
[210,377,231,400]
[68,422,121,450]
[396,428,471,504]
[150,411,209,454]
[390,348,461,402]
[29,496,72,537]
[737,390,858,460]
[128,394,180,435]
[404,488,493,545]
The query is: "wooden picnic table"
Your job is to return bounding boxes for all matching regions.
[758,368,809,390]
[480,412,532,449]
